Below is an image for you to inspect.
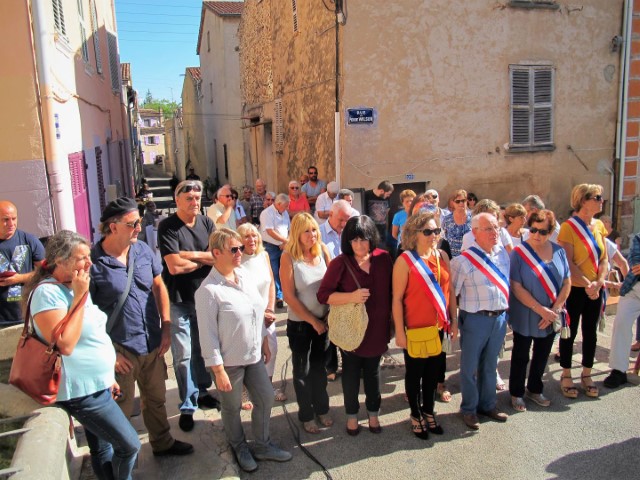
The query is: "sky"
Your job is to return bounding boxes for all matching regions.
[114,0,230,104]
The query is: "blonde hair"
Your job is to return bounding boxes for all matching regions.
[208,228,241,252]
[402,212,439,251]
[504,203,527,225]
[472,198,500,217]
[237,223,264,254]
[571,184,603,211]
[285,212,322,261]
[399,189,417,202]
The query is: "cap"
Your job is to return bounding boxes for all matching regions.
[100,197,138,222]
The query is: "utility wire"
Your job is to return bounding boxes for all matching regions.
[117,11,200,17]
[119,29,196,34]
[118,20,197,26]
[117,2,201,8]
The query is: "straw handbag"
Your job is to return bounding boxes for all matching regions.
[327,262,368,352]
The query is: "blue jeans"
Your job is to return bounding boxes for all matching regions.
[170,302,213,414]
[264,242,283,300]
[459,311,507,415]
[58,389,141,480]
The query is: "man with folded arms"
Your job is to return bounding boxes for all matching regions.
[451,213,510,430]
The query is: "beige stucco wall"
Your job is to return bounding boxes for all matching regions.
[199,12,246,189]
[181,75,207,180]
[341,0,623,220]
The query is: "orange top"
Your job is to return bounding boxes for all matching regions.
[403,251,450,329]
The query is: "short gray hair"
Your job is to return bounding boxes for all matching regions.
[522,195,545,210]
[338,189,354,200]
[331,199,351,215]
[275,193,290,205]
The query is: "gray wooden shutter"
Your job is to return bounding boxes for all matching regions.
[53,0,66,36]
[275,99,284,153]
[107,31,120,92]
[510,65,553,148]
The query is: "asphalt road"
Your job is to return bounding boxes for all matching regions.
[128,308,640,480]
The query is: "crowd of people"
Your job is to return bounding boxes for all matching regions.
[2,166,639,477]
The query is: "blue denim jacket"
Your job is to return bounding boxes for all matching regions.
[621,234,640,296]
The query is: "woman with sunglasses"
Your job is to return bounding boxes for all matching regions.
[195,228,292,472]
[557,184,608,398]
[441,189,472,258]
[508,210,571,411]
[318,216,393,435]
[392,212,457,439]
[280,213,333,434]
[287,180,310,218]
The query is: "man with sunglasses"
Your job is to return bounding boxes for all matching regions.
[207,185,237,230]
[301,166,327,213]
[91,197,194,457]
[158,180,220,432]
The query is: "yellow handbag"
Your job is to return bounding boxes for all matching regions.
[406,325,441,359]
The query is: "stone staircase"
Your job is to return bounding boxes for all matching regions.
[142,164,175,212]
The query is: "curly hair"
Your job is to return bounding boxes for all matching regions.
[400,212,439,251]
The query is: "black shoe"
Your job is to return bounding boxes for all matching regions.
[178,413,194,432]
[603,369,628,389]
[153,440,195,457]
[276,299,284,309]
[198,394,221,410]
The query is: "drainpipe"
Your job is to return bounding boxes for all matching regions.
[616,0,633,226]
[31,0,76,232]
[334,1,342,186]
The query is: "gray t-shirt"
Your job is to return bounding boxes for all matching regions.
[287,256,328,322]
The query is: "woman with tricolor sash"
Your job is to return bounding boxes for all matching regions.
[557,184,608,399]
[392,212,458,439]
[508,210,571,410]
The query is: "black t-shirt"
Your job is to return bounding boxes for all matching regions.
[158,214,214,304]
[0,230,45,324]
[364,189,390,240]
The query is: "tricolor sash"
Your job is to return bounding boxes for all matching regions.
[402,250,448,325]
[461,246,510,302]
[566,216,602,273]
[514,242,560,302]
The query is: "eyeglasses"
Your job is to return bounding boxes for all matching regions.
[177,182,202,195]
[118,219,142,229]
[265,198,275,202]
[587,194,603,202]
[478,226,500,233]
[290,186,299,190]
[421,227,442,236]
[229,245,246,254]
[529,227,550,235]
[454,199,467,204]
[219,194,233,198]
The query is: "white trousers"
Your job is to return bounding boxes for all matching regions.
[609,283,640,372]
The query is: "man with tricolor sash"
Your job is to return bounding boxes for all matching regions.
[451,213,510,430]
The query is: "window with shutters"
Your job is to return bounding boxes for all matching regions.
[107,31,120,92]
[90,0,102,74]
[53,0,66,36]
[77,0,89,62]
[509,0,559,10]
[292,0,299,34]
[509,65,555,152]
[274,98,284,153]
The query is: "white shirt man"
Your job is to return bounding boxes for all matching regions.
[319,200,352,259]
[314,181,339,225]
[208,185,237,230]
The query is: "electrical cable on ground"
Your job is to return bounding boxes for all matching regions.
[278,355,333,480]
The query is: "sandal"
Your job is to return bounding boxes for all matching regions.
[274,389,287,402]
[303,420,320,434]
[316,413,334,427]
[580,374,599,398]
[511,396,527,412]
[423,413,443,435]
[241,389,253,410]
[436,383,452,403]
[560,375,578,399]
[410,416,429,440]
[496,372,506,391]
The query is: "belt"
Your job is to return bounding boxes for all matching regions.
[476,309,506,317]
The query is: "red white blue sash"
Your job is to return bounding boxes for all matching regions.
[566,216,602,273]
[514,243,560,302]
[461,246,510,302]
[402,250,448,324]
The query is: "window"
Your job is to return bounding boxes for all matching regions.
[509,0,559,9]
[291,0,299,33]
[143,119,151,127]
[107,31,120,91]
[210,82,213,103]
[53,0,66,36]
[146,136,158,145]
[274,98,283,153]
[207,31,210,52]
[509,65,554,151]
[77,0,89,62]
[90,0,102,73]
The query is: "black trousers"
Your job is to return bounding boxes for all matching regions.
[340,351,382,416]
[509,331,555,397]
[559,287,603,369]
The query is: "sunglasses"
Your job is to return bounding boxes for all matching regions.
[422,227,442,236]
[229,245,246,254]
[290,186,299,190]
[428,194,438,199]
[219,194,233,198]
[454,199,467,204]
[308,171,317,175]
[177,182,202,195]
[118,219,142,229]
[587,194,603,202]
[265,198,275,202]
[529,227,550,235]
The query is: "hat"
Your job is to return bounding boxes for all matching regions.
[100,197,138,222]
[327,181,339,194]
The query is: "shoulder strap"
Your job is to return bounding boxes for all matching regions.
[106,248,136,334]
[343,259,361,289]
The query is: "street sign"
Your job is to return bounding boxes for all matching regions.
[347,108,374,125]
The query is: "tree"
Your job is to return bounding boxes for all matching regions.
[141,91,179,118]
